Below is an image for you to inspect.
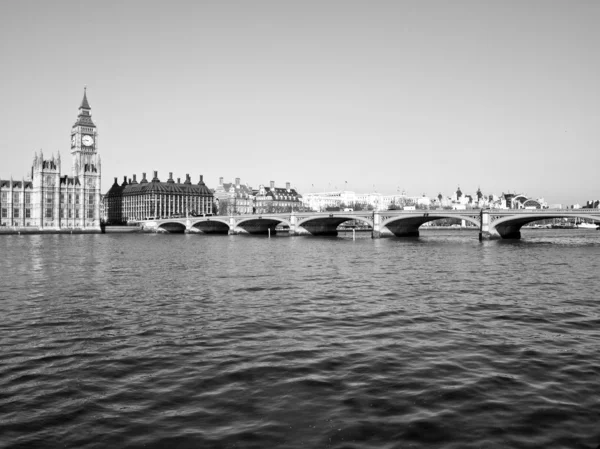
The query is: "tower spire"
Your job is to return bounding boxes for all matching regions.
[73,87,95,128]
[79,86,91,110]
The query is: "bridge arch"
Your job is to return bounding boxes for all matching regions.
[157,221,187,233]
[381,213,480,237]
[296,215,373,236]
[190,217,230,234]
[234,216,291,235]
[491,213,600,239]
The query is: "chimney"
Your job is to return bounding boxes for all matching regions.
[131,174,137,184]
[141,172,148,183]
[286,182,290,191]
[184,174,191,184]
[177,177,180,184]
[122,175,128,186]
[128,178,132,184]
[219,177,223,185]
[235,177,240,187]
[198,174,205,185]
[152,170,159,182]
[270,180,275,189]
[113,177,118,184]
[167,172,174,183]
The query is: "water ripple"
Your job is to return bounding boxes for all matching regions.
[1,231,600,448]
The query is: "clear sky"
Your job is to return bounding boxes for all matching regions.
[1,0,598,205]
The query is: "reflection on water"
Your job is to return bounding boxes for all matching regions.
[1,230,600,449]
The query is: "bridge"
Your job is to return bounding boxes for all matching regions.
[138,209,600,240]
[135,209,600,240]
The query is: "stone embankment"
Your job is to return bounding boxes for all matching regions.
[0,228,102,235]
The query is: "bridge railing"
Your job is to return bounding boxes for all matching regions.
[484,208,600,214]
[138,207,600,222]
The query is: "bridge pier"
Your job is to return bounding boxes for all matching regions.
[372,212,381,238]
[479,210,516,240]
[289,214,297,236]
[479,230,501,240]
[228,216,236,235]
[479,210,497,240]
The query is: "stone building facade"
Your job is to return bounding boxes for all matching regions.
[254,181,302,213]
[213,177,254,215]
[104,171,213,223]
[0,89,101,230]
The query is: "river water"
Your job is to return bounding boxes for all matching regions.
[1,230,600,449]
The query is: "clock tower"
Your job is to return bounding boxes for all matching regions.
[27,88,102,230]
[71,87,99,178]
[69,87,101,230]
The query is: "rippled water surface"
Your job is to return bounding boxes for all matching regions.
[1,230,600,448]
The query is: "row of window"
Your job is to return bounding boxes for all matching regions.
[2,207,95,219]
[46,193,95,204]
[1,208,31,218]
[1,192,32,203]
[45,208,95,219]
[1,192,95,204]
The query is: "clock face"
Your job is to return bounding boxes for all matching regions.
[71,135,76,146]
[82,135,94,146]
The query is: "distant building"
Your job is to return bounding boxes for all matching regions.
[302,191,356,211]
[506,194,546,209]
[213,177,254,215]
[301,190,426,211]
[254,181,302,213]
[104,171,213,223]
[454,186,463,202]
[0,89,101,230]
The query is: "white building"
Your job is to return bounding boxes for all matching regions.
[301,190,432,211]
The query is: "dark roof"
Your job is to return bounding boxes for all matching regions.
[257,186,302,201]
[73,113,95,128]
[214,182,254,198]
[106,179,125,196]
[80,88,91,110]
[59,176,81,186]
[0,180,34,189]
[105,177,213,197]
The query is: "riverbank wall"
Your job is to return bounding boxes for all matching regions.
[0,228,102,235]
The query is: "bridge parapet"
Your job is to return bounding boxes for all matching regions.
[136,208,600,239]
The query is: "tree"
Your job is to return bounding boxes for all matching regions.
[215,199,231,216]
[349,201,372,211]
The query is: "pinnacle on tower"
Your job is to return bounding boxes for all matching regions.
[80,86,91,110]
[74,87,95,128]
